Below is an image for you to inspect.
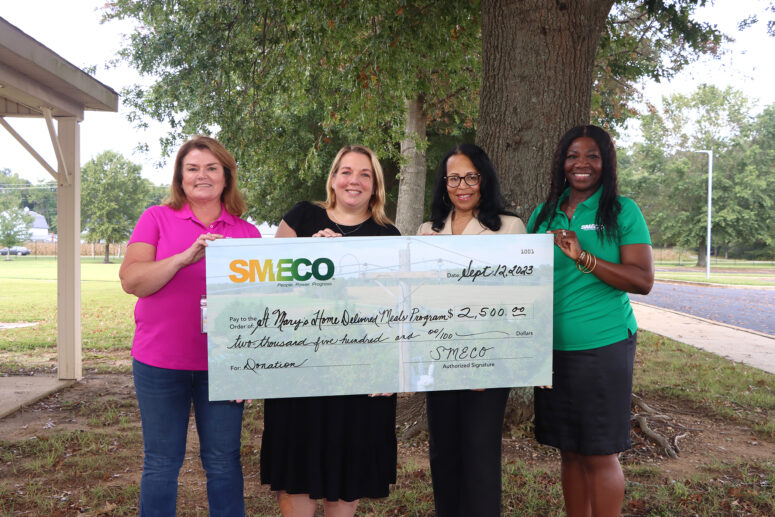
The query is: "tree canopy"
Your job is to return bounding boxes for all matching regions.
[592,0,723,128]
[81,151,150,263]
[619,85,775,261]
[106,0,481,231]
[0,169,57,233]
[105,0,721,227]
[0,207,33,255]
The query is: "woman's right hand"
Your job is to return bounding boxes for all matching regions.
[549,229,581,261]
[120,233,222,298]
[179,232,222,266]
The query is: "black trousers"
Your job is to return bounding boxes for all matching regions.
[426,388,510,517]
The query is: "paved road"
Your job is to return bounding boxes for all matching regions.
[629,282,775,336]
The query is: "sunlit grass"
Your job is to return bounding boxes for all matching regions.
[656,271,775,286]
[2,256,775,515]
[651,248,775,286]
[634,332,775,437]
[625,460,775,515]
[0,259,135,358]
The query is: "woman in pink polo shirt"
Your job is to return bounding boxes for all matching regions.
[120,135,260,517]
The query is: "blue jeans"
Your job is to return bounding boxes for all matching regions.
[133,359,245,517]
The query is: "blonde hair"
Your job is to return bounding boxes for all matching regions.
[316,145,392,226]
[165,135,247,216]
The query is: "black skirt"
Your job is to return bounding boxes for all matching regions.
[534,332,636,455]
[260,394,397,501]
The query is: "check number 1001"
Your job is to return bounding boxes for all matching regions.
[455,305,527,319]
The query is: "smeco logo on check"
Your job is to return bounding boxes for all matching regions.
[228,258,335,283]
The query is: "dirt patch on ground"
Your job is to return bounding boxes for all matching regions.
[1,374,773,515]
[2,374,773,471]
[0,375,136,441]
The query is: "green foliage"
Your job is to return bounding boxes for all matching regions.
[0,206,34,250]
[593,0,722,129]
[105,1,723,224]
[0,168,25,211]
[80,151,148,260]
[24,180,58,234]
[105,0,481,223]
[620,86,775,259]
[0,170,57,232]
[146,182,169,207]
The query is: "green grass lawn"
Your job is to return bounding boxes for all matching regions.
[0,257,135,359]
[656,271,775,286]
[1,256,773,515]
[652,249,775,286]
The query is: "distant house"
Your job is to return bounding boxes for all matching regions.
[23,207,50,241]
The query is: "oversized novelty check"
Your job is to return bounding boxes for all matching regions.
[205,234,553,400]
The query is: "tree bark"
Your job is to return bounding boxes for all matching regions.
[104,242,110,264]
[477,0,614,423]
[395,95,428,236]
[478,0,615,220]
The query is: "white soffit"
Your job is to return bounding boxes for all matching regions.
[0,16,118,120]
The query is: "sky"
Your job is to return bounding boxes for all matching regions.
[1,0,774,186]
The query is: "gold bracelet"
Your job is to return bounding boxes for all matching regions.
[576,250,596,274]
[576,251,591,274]
[576,262,592,274]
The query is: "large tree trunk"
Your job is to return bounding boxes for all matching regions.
[395,95,428,236]
[478,0,614,220]
[477,0,614,423]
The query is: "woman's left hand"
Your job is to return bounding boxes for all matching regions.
[312,228,342,238]
[550,229,581,261]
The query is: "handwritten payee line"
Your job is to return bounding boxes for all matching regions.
[243,317,532,332]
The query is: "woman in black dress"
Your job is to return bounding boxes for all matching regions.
[260,145,399,517]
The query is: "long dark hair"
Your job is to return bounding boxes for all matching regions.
[531,125,621,241]
[428,144,512,232]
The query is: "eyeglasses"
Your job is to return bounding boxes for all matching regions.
[444,173,480,188]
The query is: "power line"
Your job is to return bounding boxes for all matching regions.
[0,185,56,190]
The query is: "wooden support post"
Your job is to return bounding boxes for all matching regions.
[56,117,82,380]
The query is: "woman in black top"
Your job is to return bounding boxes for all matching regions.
[260,145,399,517]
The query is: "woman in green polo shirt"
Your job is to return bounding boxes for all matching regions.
[527,125,654,517]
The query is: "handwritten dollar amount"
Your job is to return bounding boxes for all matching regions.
[453,305,527,319]
[243,304,529,333]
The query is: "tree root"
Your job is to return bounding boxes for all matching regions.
[634,414,679,459]
[674,432,688,453]
[396,393,428,440]
[631,393,688,459]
